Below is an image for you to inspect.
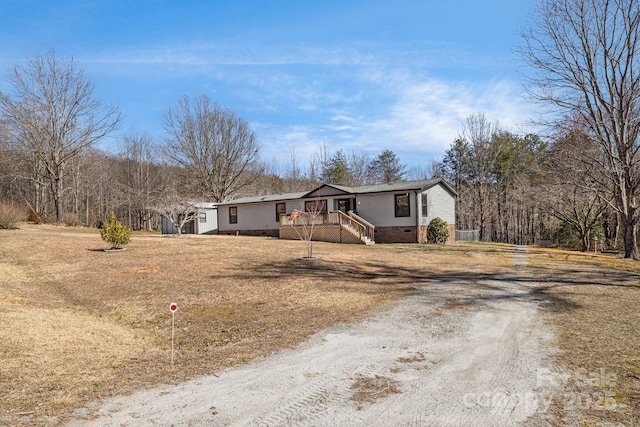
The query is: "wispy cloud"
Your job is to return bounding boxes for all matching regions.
[78,39,535,167]
[80,41,383,69]
[256,71,536,168]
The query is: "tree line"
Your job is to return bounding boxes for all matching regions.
[438,113,621,251]
[2,0,640,258]
[0,52,411,231]
[443,0,640,257]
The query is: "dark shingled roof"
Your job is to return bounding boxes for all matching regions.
[218,178,455,205]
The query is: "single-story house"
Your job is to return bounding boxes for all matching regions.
[161,202,218,235]
[217,178,456,244]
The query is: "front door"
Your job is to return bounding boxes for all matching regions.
[336,198,352,213]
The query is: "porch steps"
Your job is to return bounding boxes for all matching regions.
[343,224,375,245]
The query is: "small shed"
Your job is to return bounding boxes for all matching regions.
[161,202,218,235]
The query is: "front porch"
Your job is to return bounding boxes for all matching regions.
[279,210,375,245]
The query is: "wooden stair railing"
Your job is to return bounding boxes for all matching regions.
[333,211,375,243]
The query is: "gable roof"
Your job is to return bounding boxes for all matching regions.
[304,178,456,197]
[218,178,456,206]
[217,191,308,206]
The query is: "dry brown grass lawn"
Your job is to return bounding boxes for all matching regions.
[523,247,640,425]
[0,226,639,426]
[0,224,477,425]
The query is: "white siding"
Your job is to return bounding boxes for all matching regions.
[287,200,306,212]
[161,206,218,235]
[355,192,416,227]
[195,209,218,234]
[217,181,456,233]
[218,199,302,232]
[420,185,455,225]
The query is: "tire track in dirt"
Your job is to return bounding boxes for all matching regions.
[246,376,333,427]
[67,247,561,427]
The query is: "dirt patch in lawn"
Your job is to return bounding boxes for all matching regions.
[349,374,402,410]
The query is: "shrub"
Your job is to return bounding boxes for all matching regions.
[61,212,80,227]
[0,201,27,229]
[550,221,581,250]
[100,211,132,249]
[427,217,450,244]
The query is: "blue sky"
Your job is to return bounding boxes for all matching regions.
[0,0,538,170]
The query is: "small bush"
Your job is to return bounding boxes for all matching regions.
[551,221,581,251]
[427,217,450,244]
[61,212,80,227]
[100,211,132,249]
[0,201,27,229]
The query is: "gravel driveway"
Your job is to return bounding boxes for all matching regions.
[67,248,561,426]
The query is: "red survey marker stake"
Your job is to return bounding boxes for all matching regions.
[170,303,178,364]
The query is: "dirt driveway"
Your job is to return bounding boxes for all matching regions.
[66,248,562,426]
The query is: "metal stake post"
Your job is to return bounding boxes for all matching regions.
[169,303,178,364]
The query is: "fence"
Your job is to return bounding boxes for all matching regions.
[455,229,479,242]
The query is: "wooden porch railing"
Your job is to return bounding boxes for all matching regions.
[280,210,375,243]
[333,211,375,242]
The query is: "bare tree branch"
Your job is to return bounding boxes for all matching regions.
[520,0,640,258]
[162,94,260,203]
[0,49,121,221]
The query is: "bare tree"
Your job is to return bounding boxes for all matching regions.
[0,49,121,221]
[520,0,640,259]
[347,149,373,185]
[308,143,330,185]
[163,94,260,203]
[460,113,502,241]
[1,102,30,211]
[408,160,442,181]
[152,196,200,237]
[119,132,165,230]
[541,127,608,251]
[283,148,305,191]
[288,196,325,258]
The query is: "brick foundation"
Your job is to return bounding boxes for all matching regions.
[221,224,456,244]
[374,226,419,243]
[418,225,428,243]
[376,224,457,244]
[447,224,456,243]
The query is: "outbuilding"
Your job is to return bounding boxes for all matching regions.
[161,202,218,235]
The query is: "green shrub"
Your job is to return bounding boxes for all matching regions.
[0,201,27,229]
[551,221,582,251]
[100,211,132,249]
[427,217,450,244]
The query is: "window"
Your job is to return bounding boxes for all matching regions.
[229,206,238,224]
[199,212,207,223]
[395,193,410,217]
[305,199,327,213]
[421,193,428,218]
[275,203,286,221]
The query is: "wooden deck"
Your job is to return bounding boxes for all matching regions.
[279,211,375,245]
